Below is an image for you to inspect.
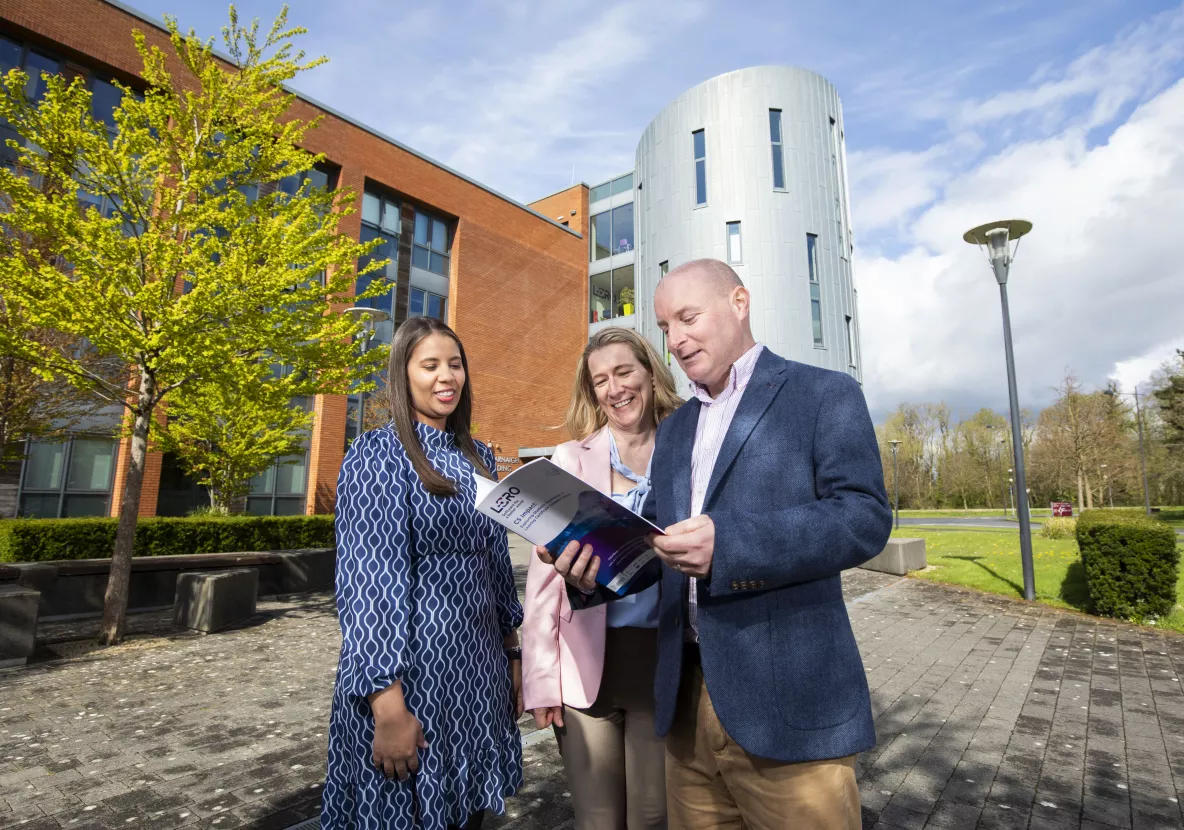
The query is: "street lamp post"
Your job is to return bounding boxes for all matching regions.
[888,439,901,530]
[965,216,1036,600]
[343,306,391,443]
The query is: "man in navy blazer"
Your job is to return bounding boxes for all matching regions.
[540,259,892,829]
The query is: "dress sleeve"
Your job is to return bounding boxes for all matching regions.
[334,430,413,700]
[480,443,524,636]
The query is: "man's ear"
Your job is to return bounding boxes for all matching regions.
[732,286,751,316]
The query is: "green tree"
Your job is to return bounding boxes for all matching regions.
[157,363,314,513]
[0,8,387,644]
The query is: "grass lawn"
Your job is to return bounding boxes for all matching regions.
[899,508,1050,519]
[892,527,1184,634]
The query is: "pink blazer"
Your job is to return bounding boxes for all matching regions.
[522,427,611,711]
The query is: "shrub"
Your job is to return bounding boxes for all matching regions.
[1076,509,1180,620]
[0,515,336,563]
[1041,517,1077,539]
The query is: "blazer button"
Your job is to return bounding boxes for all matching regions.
[730,581,740,591]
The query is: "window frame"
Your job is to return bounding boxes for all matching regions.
[770,109,786,191]
[16,434,117,518]
[807,233,824,348]
[412,207,453,277]
[726,222,742,265]
[357,187,401,315]
[693,129,707,206]
[409,286,448,321]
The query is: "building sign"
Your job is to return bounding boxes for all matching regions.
[1051,502,1073,517]
[494,455,519,474]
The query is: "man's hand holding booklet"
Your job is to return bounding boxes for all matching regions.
[473,459,662,595]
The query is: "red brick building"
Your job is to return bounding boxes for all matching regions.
[0,0,589,518]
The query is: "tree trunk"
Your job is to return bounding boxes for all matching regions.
[99,372,155,646]
[1077,470,1084,511]
[1084,473,1094,509]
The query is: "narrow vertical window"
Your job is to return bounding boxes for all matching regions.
[846,315,855,366]
[770,110,785,190]
[659,260,669,277]
[807,234,823,347]
[726,222,742,264]
[693,129,707,206]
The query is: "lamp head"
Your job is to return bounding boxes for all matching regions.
[963,219,1032,286]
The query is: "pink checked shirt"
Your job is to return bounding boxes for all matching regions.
[686,342,764,641]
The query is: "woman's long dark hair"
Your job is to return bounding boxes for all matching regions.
[388,317,492,497]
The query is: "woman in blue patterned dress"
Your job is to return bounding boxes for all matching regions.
[322,316,524,830]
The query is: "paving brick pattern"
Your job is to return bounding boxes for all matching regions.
[2,566,1182,830]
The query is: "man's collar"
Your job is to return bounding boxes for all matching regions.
[690,343,764,404]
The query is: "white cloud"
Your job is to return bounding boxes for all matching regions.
[856,76,1184,419]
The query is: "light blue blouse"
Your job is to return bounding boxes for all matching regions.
[605,430,661,629]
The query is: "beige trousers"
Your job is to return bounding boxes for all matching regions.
[555,627,667,830]
[665,663,860,830]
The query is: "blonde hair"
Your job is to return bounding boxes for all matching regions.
[565,327,683,440]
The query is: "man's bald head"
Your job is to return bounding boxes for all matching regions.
[654,258,756,396]
[663,258,744,297]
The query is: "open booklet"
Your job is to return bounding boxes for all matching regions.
[473,459,662,595]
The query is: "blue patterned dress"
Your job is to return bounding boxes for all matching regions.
[322,422,524,829]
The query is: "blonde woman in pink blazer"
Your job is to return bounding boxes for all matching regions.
[523,327,682,830]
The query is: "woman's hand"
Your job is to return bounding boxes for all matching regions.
[511,657,524,719]
[369,683,428,781]
[532,706,565,729]
[535,542,600,593]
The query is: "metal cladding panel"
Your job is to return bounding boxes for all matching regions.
[634,66,863,394]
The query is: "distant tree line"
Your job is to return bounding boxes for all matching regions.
[877,353,1184,510]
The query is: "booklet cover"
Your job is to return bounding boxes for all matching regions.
[474,458,662,595]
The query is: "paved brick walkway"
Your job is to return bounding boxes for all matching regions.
[2,562,1182,830]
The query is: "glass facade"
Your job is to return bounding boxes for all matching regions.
[357,190,400,321]
[693,129,707,205]
[589,203,633,261]
[18,436,116,518]
[590,173,633,204]
[807,234,823,347]
[247,452,309,516]
[590,210,612,261]
[412,208,452,276]
[589,264,635,323]
[409,287,447,321]
[770,110,785,190]
[0,37,61,171]
[727,221,742,264]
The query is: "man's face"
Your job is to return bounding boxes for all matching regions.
[654,268,750,394]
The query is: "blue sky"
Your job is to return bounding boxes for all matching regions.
[123,0,1184,418]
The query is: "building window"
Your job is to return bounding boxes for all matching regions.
[247,452,309,516]
[610,172,633,196]
[18,436,116,518]
[612,202,634,255]
[591,204,634,260]
[770,110,786,190]
[830,117,846,253]
[659,260,669,277]
[590,210,611,261]
[846,314,856,367]
[693,129,707,206]
[0,38,62,172]
[726,222,742,264]
[410,287,447,321]
[589,264,635,323]
[357,189,400,319]
[807,234,823,347]
[412,209,452,276]
[589,181,612,203]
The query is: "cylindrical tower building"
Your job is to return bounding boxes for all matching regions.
[632,66,863,394]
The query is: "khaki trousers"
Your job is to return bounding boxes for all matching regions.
[555,627,667,830]
[666,663,860,830]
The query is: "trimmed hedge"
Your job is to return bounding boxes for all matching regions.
[1076,509,1180,620]
[0,515,336,563]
